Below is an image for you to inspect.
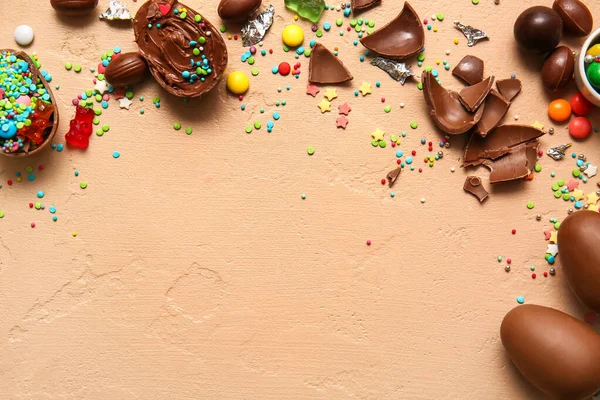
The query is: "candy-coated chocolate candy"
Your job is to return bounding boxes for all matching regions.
[548,99,571,122]
[571,92,594,115]
[282,24,304,47]
[226,71,249,94]
[586,44,600,58]
[585,62,600,88]
[569,116,592,139]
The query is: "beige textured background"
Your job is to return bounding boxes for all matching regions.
[1,0,600,398]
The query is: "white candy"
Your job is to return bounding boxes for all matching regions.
[14,25,34,46]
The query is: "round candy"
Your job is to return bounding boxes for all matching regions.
[548,99,571,122]
[570,92,593,116]
[278,62,291,76]
[569,116,592,139]
[282,24,304,47]
[226,71,249,94]
[513,6,562,54]
[586,44,600,58]
[585,62,600,88]
[14,25,34,46]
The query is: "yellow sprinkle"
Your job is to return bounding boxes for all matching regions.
[294,15,299,21]
[227,34,232,40]
[433,27,438,32]
[436,60,441,65]
[72,232,77,237]
[533,121,544,130]
[16,177,21,182]
[454,38,459,45]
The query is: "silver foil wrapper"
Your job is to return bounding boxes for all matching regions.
[371,57,414,84]
[547,143,572,161]
[100,0,133,20]
[454,21,489,47]
[242,5,275,47]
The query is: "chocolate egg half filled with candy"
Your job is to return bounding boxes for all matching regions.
[514,6,563,54]
[541,46,575,92]
[558,210,600,313]
[501,304,600,400]
[134,0,228,98]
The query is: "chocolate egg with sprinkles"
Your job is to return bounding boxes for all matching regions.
[134,0,228,98]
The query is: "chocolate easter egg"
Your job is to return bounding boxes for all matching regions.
[218,0,261,20]
[514,6,563,54]
[501,304,600,400]
[104,52,148,87]
[50,0,98,16]
[553,0,593,37]
[558,211,600,312]
[541,46,575,91]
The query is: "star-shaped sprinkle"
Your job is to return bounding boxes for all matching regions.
[118,97,132,109]
[306,83,320,97]
[549,231,558,244]
[336,116,349,129]
[323,88,337,101]
[94,79,108,94]
[371,128,385,141]
[585,164,598,178]
[317,99,331,113]
[589,204,599,212]
[546,244,558,256]
[544,230,551,240]
[338,102,351,115]
[567,179,580,191]
[587,192,600,205]
[359,82,372,96]
[573,188,585,201]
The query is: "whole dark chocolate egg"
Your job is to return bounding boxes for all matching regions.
[558,211,600,313]
[514,6,563,54]
[541,46,574,91]
[501,304,600,400]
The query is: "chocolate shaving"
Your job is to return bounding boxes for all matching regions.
[360,2,424,59]
[463,176,488,202]
[496,78,522,102]
[483,141,539,183]
[463,124,545,167]
[476,89,510,137]
[386,168,401,188]
[459,76,494,112]
[452,55,484,85]
[422,71,483,135]
[309,43,353,84]
[352,0,381,12]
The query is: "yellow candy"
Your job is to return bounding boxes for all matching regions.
[586,44,600,58]
[282,24,304,47]
[226,71,249,95]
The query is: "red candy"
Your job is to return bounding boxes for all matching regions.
[569,116,592,140]
[278,62,291,76]
[65,106,94,149]
[19,102,55,146]
[570,92,593,116]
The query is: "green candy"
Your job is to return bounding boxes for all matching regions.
[586,62,600,88]
[284,0,325,23]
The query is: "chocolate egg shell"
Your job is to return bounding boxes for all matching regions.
[501,304,600,400]
[50,0,98,16]
[218,0,261,21]
[553,0,593,37]
[104,52,148,87]
[558,211,600,312]
[514,6,563,54]
[541,46,574,92]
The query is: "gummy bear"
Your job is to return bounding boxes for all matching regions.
[65,106,94,149]
[284,0,325,23]
[18,102,55,145]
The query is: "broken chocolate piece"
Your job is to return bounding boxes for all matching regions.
[496,78,522,102]
[422,71,483,135]
[476,89,511,137]
[386,168,401,188]
[360,2,424,59]
[484,141,540,183]
[309,43,353,84]
[352,0,381,12]
[459,76,494,112]
[463,176,489,202]
[452,55,484,85]
[463,124,545,166]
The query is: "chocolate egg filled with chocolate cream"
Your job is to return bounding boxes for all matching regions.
[501,304,600,400]
[558,211,600,313]
[134,0,228,98]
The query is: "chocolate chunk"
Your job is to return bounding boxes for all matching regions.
[476,89,511,137]
[514,6,563,54]
[452,55,484,85]
[553,0,593,37]
[484,141,539,183]
[104,52,148,87]
[218,0,261,21]
[541,46,574,92]
[459,76,494,112]
[309,43,353,84]
[51,0,98,16]
[422,71,483,135]
[463,124,545,166]
[134,0,228,98]
[463,176,488,202]
[352,0,381,12]
[360,2,424,59]
[496,78,522,102]
[386,168,401,188]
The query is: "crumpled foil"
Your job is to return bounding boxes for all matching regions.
[547,143,572,161]
[242,5,274,47]
[100,0,132,20]
[454,21,488,47]
[371,57,414,84]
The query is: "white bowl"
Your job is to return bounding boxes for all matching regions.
[575,27,600,107]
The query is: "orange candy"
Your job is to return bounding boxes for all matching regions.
[548,99,572,122]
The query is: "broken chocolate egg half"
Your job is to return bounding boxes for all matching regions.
[134,0,228,98]
[360,2,424,59]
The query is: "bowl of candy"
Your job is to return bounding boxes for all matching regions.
[0,49,59,157]
[575,28,600,107]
